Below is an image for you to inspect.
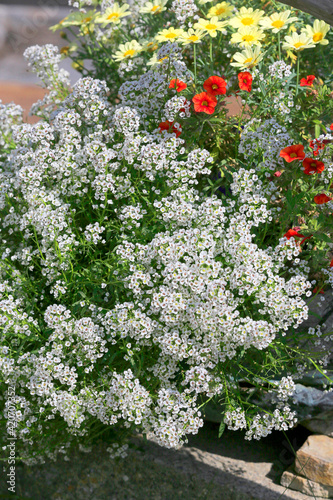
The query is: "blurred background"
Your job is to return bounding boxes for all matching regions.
[0,0,78,121]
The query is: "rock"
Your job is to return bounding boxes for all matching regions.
[299,289,333,331]
[295,435,333,486]
[301,410,333,437]
[296,370,333,388]
[281,465,333,498]
[293,385,333,411]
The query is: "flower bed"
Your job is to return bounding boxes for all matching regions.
[0,0,333,465]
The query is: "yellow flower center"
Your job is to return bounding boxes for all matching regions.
[165,32,177,38]
[202,100,208,106]
[311,162,316,167]
[206,23,217,30]
[123,49,135,57]
[107,12,120,19]
[215,7,226,15]
[242,35,254,42]
[83,16,92,23]
[189,35,199,41]
[290,153,297,157]
[158,56,169,62]
[313,32,323,42]
[60,46,69,55]
[294,42,304,49]
[151,5,161,12]
[241,17,254,26]
[271,20,284,28]
[244,57,253,63]
[212,84,218,89]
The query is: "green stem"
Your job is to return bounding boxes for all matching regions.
[193,43,197,87]
[210,37,213,70]
[296,53,300,96]
[278,31,281,60]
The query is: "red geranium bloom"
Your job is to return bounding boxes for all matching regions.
[169,79,187,92]
[203,75,227,97]
[300,75,315,87]
[330,258,333,268]
[280,144,305,162]
[313,287,324,294]
[330,123,333,131]
[192,92,217,114]
[238,72,253,92]
[302,158,325,175]
[309,139,325,157]
[314,194,332,204]
[158,120,182,138]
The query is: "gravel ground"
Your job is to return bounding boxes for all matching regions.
[0,422,318,500]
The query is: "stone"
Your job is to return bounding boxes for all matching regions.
[301,410,333,437]
[293,384,333,411]
[281,465,333,498]
[295,435,333,486]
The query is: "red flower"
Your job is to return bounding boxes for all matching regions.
[238,71,253,92]
[330,258,333,268]
[192,92,217,114]
[284,228,305,239]
[169,79,187,92]
[203,75,227,97]
[300,75,315,87]
[309,139,325,157]
[302,158,325,175]
[280,144,305,163]
[284,228,312,245]
[313,287,324,294]
[274,171,282,177]
[314,194,332,204]
[330,123,333,131]
[158,120,182,138]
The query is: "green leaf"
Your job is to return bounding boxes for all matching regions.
[218,421,226,438]
[308,311,321,319]
[315,233,331,243]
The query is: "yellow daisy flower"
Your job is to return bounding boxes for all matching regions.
[51,11,96,31]
[259,10,298,33]
[230,26,265,47]
[229,7,264,29]
[155,27,185,43]
[207,2,233,20]
[179,28,206,45]
[141,39,159,52]
[282,32,315,51]
[301,19,330,45]
[146,53,172,66]
[113,40,142,62]
[140,0,168,15]
[230,45,263,69]
[96,3,131,25]
[193,17,228,38]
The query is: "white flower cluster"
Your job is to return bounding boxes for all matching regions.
[23,44,71,118]
[119,43,192,122]
[171,0,199,27]
[0,101,23,150]
[84,222,106,244]
[224,404,297,439]
[239,118,292,171]
[268,60,292,81]
[0,76,314,460]
[276,376,296,402]
[163,95,191,121]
